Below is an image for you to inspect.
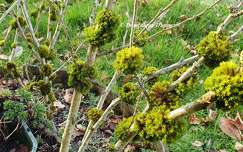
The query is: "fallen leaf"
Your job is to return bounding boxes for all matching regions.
[189,114,201,125]
[203,109,217,123]
[124,144,136,152]
[219,118,243,141]
[235,142,243,152]
[192,140,204,148]
[73,124,86,138]
[54,101,65,111]
[64,89,73,104]
[235,113,243,131]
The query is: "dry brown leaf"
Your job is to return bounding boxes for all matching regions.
[124,144,136,152]
[64,89,73,104]
[189,114,201,125]
[219,117,243,141]
[54,101,65,110]
[192,140,204,148]
[235,113,243,131]
[235,142,243,152]
[73,124,86,138]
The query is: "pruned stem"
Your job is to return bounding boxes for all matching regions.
[97,71,119,109]
[59,89,83,152]
[168,57,204,91]
[229,25,243,42]
[168,91,215,119]
[145,55,199,82]
[85,45,98,67]
[217,10,243,33]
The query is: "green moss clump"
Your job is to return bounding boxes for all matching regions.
[40,64,53,77]
[135,106,184,143]
[9,16,26,29]
[115,106,184,143]
[134,30,149,47]
[148,81,179,110]
[38,45,55,60]
[113,47,144,74]
[37,80,51,96]
[87,107,103,121]
[0,39,5,47]
[204,61,243,110]
[6,62,20,78]
[170,67,196,95]
[50,6,58,21]
[196,31,231,66]
[114,117,135,141]
[143,66,158,86]
[83,9,119,47]
[119,82,139,105]
[67,59,96,94]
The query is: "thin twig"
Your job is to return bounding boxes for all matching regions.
[139,0,179,35]
[148,0,222,40]
[0,0,17,24]
[129,0,138,47]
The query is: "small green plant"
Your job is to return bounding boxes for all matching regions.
[0,88,12,97]
[3,100,28,122]
[16,88,33,101]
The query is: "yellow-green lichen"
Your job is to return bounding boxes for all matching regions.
[143,66,158,86]
[0,39,5,47]
[114,117,135,141]
[38,44,55,60]
[40,64,53,77]
[6,62,20,78]
[134,30,149,47]
[115,106,184,143]
[83,9,119,47]
[67,59,96,94]
[37,80,51,96]
[119,82,140,105]
[204,61,243,110]
[9,16,26,29]
[196,31,231,66]
[134,106,184,143]
[113,47,144,74]
[148,81,180,110]
[87,107,103,121]
[170,67,196,95]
